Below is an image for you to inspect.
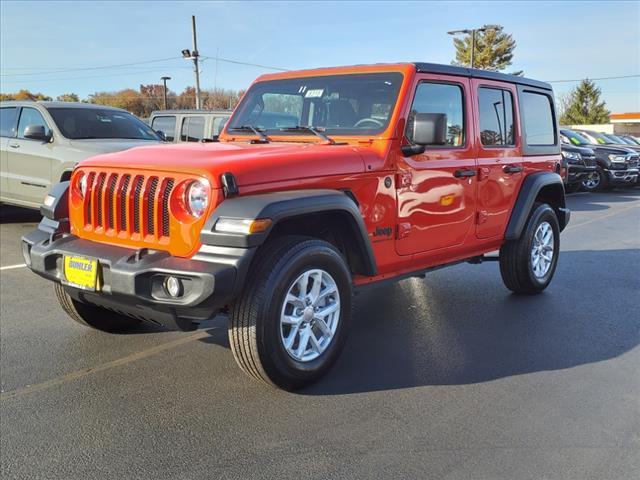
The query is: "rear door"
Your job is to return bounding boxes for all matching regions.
[472,79,523,239]
[395,75,477,255]
[0,106,19,198]
[7,106,53,205]
[180,115,206,142]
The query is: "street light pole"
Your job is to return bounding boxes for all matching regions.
[447,24,502,69]
[191,15,202,109]
[161,76,171,110]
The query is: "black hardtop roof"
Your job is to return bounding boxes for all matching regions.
[413,63,552,90]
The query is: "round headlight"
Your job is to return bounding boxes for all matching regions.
[186,180,209,217]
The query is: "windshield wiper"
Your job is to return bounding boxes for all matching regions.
[279,126,336,145]
[228,125,270,143]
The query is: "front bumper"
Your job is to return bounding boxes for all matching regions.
[22,225,255,330]
[567,164,596,185]
[606,167,639,184]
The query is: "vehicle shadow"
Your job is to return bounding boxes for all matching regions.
[0,204,42,224]
[300,248,639,396]
[567,188,640,212]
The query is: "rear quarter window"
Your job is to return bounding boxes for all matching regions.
[521,91,555,146]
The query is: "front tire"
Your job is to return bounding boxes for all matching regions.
[54,284,140,332]
[229,236,352,390]
[581,167,607,192]
[499,204,560,295]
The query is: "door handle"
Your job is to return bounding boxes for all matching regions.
[9,143,20,149]
[503,165,523,174]
[454,169,477,178]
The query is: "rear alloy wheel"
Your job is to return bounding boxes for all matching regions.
[229,236,352,390]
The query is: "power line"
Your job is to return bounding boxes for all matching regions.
[547,74,640,83]
[0,57,183,77]
[200,55,289,72]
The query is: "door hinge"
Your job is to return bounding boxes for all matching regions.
[395,172,412,188]
[396,222,411,239]
[477,210,489,224]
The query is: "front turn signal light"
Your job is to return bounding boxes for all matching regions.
[214,218,272,234]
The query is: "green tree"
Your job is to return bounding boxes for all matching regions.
[56,93,80,102]
[559,79,610,125]
[452,26,516,71]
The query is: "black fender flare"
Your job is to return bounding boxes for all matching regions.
[504,172,569,240]
[200,189,377,276]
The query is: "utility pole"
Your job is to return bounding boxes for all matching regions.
[447,24,502,69]
[161,76,171,110]
[181,15,202,109]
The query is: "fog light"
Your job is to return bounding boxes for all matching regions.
[164,276,182,298]
[21,242,32,267]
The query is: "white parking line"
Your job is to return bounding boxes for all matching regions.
[0,264,26,271]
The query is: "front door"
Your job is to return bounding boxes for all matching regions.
[396,76,477,255]
[7,107,53,205]
[472,80,523,239]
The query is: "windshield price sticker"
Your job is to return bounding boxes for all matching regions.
[304,89,324,98]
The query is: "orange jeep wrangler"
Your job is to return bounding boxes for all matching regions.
[23,63,569,389]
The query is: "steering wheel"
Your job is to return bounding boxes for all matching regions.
[354,117,384,128]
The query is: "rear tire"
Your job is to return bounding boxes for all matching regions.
[228,236,352,390]
[499,203,560,295]
[54,284,140,332]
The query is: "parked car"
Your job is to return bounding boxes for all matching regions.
[0,101,162,209]
[560,129,639,191]
[24,62,569,390]
[559,140,596,193]
[149,109,231,143]
[576,129,640,154]
[619,135,640,145]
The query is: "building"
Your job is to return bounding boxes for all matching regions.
[564,112,640,136]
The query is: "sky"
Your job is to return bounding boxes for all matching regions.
[1,0,639,113]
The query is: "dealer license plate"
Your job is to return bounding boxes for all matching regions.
[64,255,100,291]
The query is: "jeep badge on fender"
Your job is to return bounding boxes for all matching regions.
[22,62,569,390]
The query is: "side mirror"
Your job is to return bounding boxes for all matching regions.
[24,124,51,142]
[402,113,447,156]
[155,130,167,141]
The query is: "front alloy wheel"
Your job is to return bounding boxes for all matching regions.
[229,236,352,390]
[280,269,340,362]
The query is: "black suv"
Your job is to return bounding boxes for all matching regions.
[560,142,597,192]
[560,129,639,191]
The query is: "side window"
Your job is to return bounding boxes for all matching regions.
[212,116,228,135]
[0,107,18,137]
[521,91,555,146]
[151,116,176,141]
[17,107,49,139]
[407,82,464,147]
[478,87,515,147]
[181,116,205,142]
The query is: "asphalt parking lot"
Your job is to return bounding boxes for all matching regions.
[1,190,639,480]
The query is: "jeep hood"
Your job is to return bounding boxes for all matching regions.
[78,141,374,187]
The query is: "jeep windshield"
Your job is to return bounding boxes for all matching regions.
[227,73,404,138]
[47,107,160,140]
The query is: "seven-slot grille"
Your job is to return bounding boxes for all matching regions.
[83,171,175,239]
